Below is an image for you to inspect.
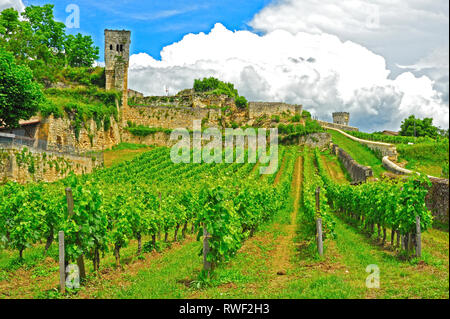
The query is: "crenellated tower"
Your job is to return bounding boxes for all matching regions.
[332,112,350,126]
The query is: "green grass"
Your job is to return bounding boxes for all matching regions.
[108,143,151,151]
[103,143,152,168]
[320,149,352,184]
[110,241,201,299]
[329,215,448,299]
[397,142,449,178]
[327,129,386,178]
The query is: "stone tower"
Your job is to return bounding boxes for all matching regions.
[332,112,350,126]
[104,30,131,110]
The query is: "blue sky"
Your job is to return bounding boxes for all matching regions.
[24,0,272,61]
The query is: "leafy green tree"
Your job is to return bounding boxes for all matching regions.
[193,77,249,110]
[235,96,248,109]
[22,5,66,84]
[0,8,33,62]
[0,47,44,128]
[0,8,21,40]
[400,115,438,138]
[1,5,100,85]
[437,128,449,139]
[22,5,66,56]
[65,33,99,67]
[194,77,239,98]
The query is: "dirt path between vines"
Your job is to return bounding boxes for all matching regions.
[320,155,348,184]
[273,152,288,186]
[267,154,302,289]
[187,152,302,299]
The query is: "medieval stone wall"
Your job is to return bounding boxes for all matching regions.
[282,132,331,149]
[426,178,449,225]
[121,131,176,147]
[125,105,223,130]
[331,143,373,184]
[39,115,121,152]
[248,102,302,120]
[0,146,103,184]
[130,93,237,109]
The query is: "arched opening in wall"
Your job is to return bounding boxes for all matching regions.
[120,44,123,52]
[110,44,113,50]
[116,44,120,51]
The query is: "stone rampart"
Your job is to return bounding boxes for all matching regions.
[331,143,373,184]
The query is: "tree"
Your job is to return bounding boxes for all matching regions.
[65,33,99,67]
[21,5,66,84]
[0,8,33,62]
[193,77,239,98]
[1,5,100,85]
[437,128,449,139]
[22,5,66,55]
[0,47,44,128]
[399,115,438,139]
[235,96,248,109]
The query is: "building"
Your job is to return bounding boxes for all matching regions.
[332,112,350,126]
[0,118,41,139]
[104,29,131,109]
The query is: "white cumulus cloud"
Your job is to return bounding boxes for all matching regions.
[129,23,449,132]
[0,0,24,12]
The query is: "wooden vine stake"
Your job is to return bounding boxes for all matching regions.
[316,218,324,257]
[58,231,65,294]
[66,187,86,281]
[415,216,422,258]
[315,187,324,257]
[203,224,212,276]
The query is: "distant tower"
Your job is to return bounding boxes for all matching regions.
[104,29,131,109]
[332,112,350,126]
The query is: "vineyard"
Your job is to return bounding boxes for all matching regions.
[0,142,448,299]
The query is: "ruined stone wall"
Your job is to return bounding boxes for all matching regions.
[426,178,449,225]
[121,131,176,147]
[128,89,144,98]
[331,143,373,184]
[39,115,121,152]
[130,93,237,109]
[125,106,223,130]
[282,133,331,149]
[0,146,102,184]
[248,102,302,119]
